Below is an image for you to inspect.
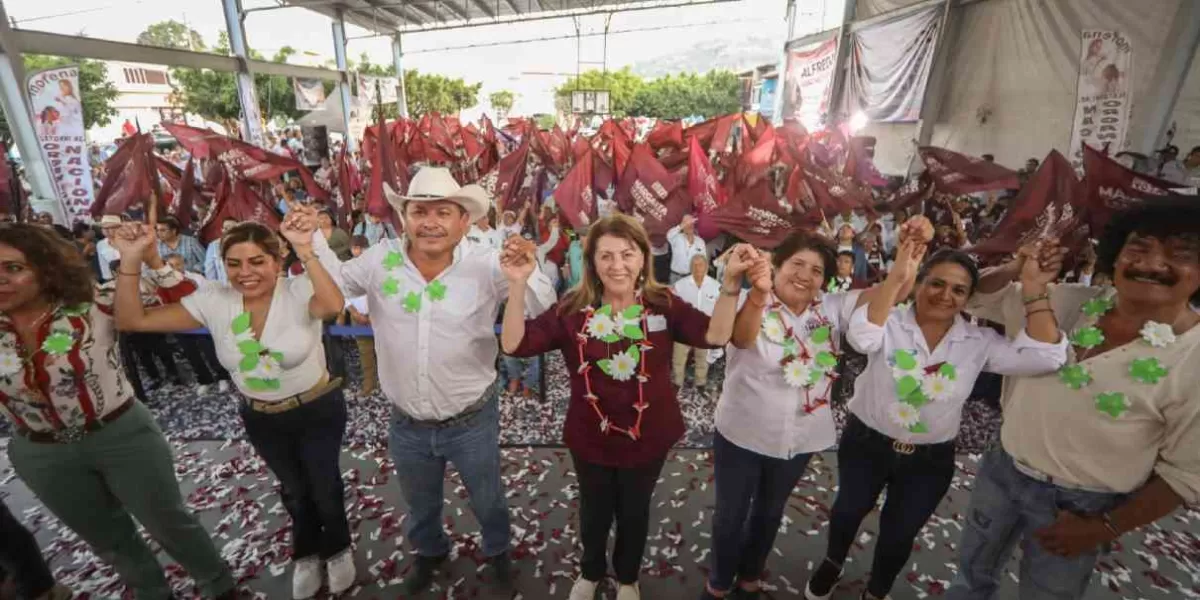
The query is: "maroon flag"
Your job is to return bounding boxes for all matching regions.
[422,113,458,164]
[845,136,888,187]
[730,126,776,191]
[803,159,874,219]
[614,144,687,243]
[880,173,933,213]
[479,137,530,213]
[647,121,684,152]
[688,135,725,217]
[201,176,280,243]
[707,179,802,249]
[919,146,1020,195]
[366,107,405,223]
[91,134,157,218]
[161,122,328,202]
[1081,143,1177,235]
[171,157,198,231]
[553,148,597,229]
[334,149,355,230]
[971,150,1085,255]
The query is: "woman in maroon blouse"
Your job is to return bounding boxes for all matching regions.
[499,214,765,600]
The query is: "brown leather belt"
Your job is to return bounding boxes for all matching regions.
[243,373,343,415]
[17,399,135,444]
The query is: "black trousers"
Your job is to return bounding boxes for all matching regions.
[572,452,666,585]
[127,332,180,384]
[652,253,671,285]
[176,335,230,386]
[824,416,955,597]
[0,500,55,598]
[241,387,351,560]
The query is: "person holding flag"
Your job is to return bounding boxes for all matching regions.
[309,166,556,596]
[112,203,354,600]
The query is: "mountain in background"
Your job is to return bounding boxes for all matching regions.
[629,35,781,78]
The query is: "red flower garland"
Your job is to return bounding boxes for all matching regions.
[574,305,654,441]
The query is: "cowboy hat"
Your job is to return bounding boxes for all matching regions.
[383,166,489,222]
[98,215,122,226]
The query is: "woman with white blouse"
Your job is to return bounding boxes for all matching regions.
[113,206,355,600]
[805,248,1068,600]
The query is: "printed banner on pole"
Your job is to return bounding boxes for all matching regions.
[1067,30,1133,171]
[357,73,399,105]
[293,78,327,111]
[26,65,94,224]
[780,37,838,131]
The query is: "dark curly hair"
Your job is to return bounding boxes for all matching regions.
[772,230,837,287]
[1095,197,1200,305]
[0,223,95,307]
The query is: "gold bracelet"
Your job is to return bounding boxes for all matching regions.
[1023,291,1050,305]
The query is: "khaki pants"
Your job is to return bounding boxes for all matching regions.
[672,342,710,386]
[356,337,378,395]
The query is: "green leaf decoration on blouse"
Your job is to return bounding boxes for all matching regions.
[595,304,613,317]
[1081,296,1114,317]
[427,280,448,302]
[1070,326,1105,349]
[41,331,74,355]
[61,303,91,317]
[381,276,400,298]
[1095,392,1130,418]
[895,374,921,399]
[237,339,263,355]
[231,312,252,336]
[269,350,284,363]
[403,291,423,313]
[909,421,930,434]
[245,377,282,392]
[1058,364,1092,390]
[383,250,404,270]
[622,305,644,320]
[238,355,260,372]
[938,362,957,380]
[782,338,800,358]
[811,325,831,345]
[622,324,645,341]
[814,351,838,370]
[893,349,918,371]
[1128,357,1168,385]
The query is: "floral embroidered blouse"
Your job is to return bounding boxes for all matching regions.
[0,267,195,433]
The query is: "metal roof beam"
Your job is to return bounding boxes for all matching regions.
[440,0,471,20]
[468,0,496,16]
[395,0,736,32]
[503,0,522,14]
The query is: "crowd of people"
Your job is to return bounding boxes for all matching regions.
[0,132,1198,600]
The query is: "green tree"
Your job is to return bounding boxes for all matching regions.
[403,70,481,118]
[629,70,741,119]
[0,55,119,145]
[136,19,206,51]
[554,67,644,117]
[489,90,514,117]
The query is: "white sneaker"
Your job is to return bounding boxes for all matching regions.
[327,549,356,594]
[568,576,599,600]
[196,384,210,395]
[292,556,321,599]
[218,380,231,393]
[617,582,640,600]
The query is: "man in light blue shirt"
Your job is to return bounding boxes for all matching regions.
[203,217,240,284]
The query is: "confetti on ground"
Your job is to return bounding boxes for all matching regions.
[1,344,1195,598]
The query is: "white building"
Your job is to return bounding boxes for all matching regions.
[86,60,188,143]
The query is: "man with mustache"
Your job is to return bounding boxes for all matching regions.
[947,198,1200,600]
[310,167,556,595]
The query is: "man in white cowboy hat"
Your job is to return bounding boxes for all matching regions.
[310,166,555,595]
[95,215,125,282]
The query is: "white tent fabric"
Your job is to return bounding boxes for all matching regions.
[856,0,930,20]
[1168,50,1200,154]
[862,0,1185,174]
[842,6,942,123]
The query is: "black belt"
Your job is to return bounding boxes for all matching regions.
[845,414,954,457]
[17,399,135,444]
[394,391,493,429]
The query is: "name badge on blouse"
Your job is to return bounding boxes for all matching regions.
[647,315,667,332]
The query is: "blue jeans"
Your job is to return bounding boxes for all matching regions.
[709,431,812,592]
[388,387,510,558]
[501,355,540,391]
[946,448,1126,600]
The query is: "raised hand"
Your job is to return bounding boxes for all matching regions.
[888,237,926,286]
[747,254,773,294]
[722,244,756,286]
[1020,239,1067,288]
[110,222,157,257]
[281,204,319,248]
[499,236,537,283]
[897,215,934,246]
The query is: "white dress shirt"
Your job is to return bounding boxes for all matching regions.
[313,233,556,420]
[671,275,721,317]
[181,275,326,401]
[96,238,120,281]
[846,304,1067,444]
[717,291,861,459]
[667,225,707,276]
[466,225,504,252]
[204,240,227,284]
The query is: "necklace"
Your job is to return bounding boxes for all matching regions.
[576,303,652,440]
[760,298,839,414]
[380,247,448,313]
[1059,287,1179,419]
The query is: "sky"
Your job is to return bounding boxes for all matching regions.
[4,0,844,114]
